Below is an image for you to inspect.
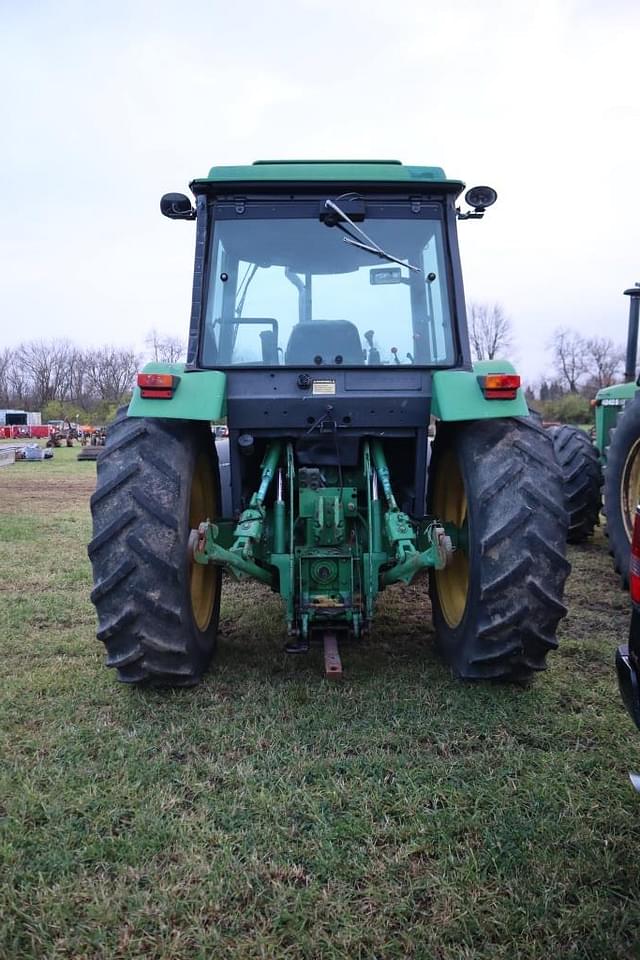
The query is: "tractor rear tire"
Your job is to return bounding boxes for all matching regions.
[428,417,570,680]
[548,424,602,543]
[603,393,640,588]
[88,409,221,686]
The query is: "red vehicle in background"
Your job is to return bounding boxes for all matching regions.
[0,425,49,440]
[616,505,640,733]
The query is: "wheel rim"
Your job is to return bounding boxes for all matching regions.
[189,453,218,632]
[621,437,640,542]
[433,447,469,628]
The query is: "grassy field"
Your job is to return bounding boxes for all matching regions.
[2,446,640,958]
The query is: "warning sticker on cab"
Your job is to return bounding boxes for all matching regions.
[312,380,336,395]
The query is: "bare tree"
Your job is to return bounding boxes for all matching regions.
[583,336,624,389]
[549,328,589,393]
[468,302,513,360]
[0,347,14,406]
[14,339,75,408]
[67,347,92,408]
[0,339,145,412]
[145,328,185,364]
[5,353,30,407]
[85,347,141,403]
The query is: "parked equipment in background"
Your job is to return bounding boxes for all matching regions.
[594,286,640,585]
[77,427,106,460]
[615,505,640,792]
[88,160,570,686]
[12,444,53,461]
[616,504,640,733]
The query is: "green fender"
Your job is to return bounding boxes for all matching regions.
[431,360,528,421]
[127,363,227,421]
[593,380,638,459]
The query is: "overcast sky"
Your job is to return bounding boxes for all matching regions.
[2,0,639,384]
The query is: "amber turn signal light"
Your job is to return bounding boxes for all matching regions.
[137,373,179,398]
[478,373,521,400]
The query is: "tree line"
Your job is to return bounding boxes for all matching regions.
[468,302,627,424]
[542,327,625,396]
[469,302,625,392]
[0,310,625,427]
[0,331,185,421]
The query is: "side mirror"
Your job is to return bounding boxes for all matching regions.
[160,192,196,220]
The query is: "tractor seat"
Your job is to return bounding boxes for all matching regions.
[285,320,364,365]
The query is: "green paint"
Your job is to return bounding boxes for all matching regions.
[593,380,638,458]
[128,363,226,422]
[299,486,357,546]
[231,506,265,561]
[371,439,399,510]
[194,525,272,585]
[193,161,464,194]
[273,499,286,555]
[380,537,442,586]
[595,381,638,403]
[431,360,528,421]
[230,442,282,561]
[255,443,283,503]
[194,439,453,642]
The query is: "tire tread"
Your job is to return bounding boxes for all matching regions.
[89,410,220,686]
[549,424,602,544]
[429,416,570,680]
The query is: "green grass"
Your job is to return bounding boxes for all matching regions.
[1,447,640,958]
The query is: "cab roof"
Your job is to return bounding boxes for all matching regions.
[191,160,464,194]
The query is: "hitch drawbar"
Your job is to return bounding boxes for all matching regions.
[285,629,344,679]
[323,631,343,680]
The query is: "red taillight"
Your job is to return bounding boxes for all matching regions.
[630,506,640,604]
[478,373,521,400]
[137,372,179,399]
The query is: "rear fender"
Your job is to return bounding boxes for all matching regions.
[431,360,528,421]
[128,363,227,421]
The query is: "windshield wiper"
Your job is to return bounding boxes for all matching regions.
[324,199,421,273]
[341,236,420,271]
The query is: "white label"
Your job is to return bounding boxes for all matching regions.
[312,380,336,395]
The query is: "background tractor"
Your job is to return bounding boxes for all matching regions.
[593,286,640,584]
[88,161,569,685]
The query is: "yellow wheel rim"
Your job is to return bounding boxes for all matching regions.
[622,438,640,542]
[189,453,218,632]
[433,448,469,628]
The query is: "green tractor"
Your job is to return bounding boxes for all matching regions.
[88,160,570,684]
[593,285,640,584]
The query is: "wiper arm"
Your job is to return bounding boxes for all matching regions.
[342,236,421,272]
[324,198,420,273]
[235,263,259,317]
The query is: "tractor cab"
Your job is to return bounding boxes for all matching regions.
[167,161,473,373]
[198,191,456,370]
[163,162,480,519]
